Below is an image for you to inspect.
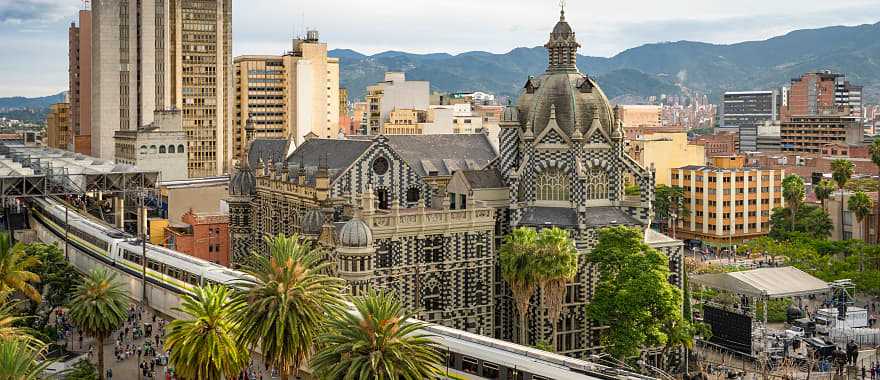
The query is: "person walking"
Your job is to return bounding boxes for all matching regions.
[106,368,113,380]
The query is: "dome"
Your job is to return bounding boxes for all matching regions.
[552,11,573,35]
[301,209,325,235]
[515,73,614,138]
[338,219,372,248]
[229,162,256,196]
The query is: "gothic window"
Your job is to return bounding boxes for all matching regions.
[159,145,167,154]
[586,167,608,200]
[536,168,570,201]
[178,144,185,153]
[376,188,389,209]
[168,145,176,154]
[423,236,444,263]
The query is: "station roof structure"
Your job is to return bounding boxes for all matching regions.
[0,143,159,198]
[691,266,830,299]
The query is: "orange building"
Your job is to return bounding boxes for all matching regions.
[164,210,230,267]
[672,156,785,246]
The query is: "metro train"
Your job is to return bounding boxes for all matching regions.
[28,196,649,380]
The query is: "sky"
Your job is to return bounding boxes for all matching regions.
[0,0,879,97]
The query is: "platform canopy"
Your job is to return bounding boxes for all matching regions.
[691,266,830,299]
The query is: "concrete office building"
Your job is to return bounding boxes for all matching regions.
[232,32,340,160]
[756,121,781,152]
[672,156,784,246]
[781,115,863,154]
[366,72,429,135]
[782,71,863,120]
[91,0,233,177]
[113,110,188,181]
[720,91,777,152]
[68,9,92,155]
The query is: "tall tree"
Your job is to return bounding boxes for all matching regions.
[849,191,874,244]
[769,205,833,240]
[0,233,40,302]
[68,268,129,380]
[534,227,578,351]
[831,159,855,240]
[585,226,685,360]
[782,175,806,230]
[165,285,249,380]
[0,291,38,346]
[311,290,443,380]
[655,185,687,238]
[498,227,539,345]
[870,137,880,243]
[0,339,52,380]
[24,243,80,327]
[815,179,835,213]
[233,235,344,380]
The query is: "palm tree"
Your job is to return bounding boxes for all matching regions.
[233,234,345,380]
[0,339,52,380]
[166,285,249,380]
[0,233,40,302]
[0,294,38,346]
[782,175,805,230]
[869,137,880,243]
[815,179,835,213]
[311,290,443,379]
[655,185,687,237]
[499,227,539,345]
[831,159,855,239]
[534,227,578,352]
[849,191,874,243]
[68,268,129,380]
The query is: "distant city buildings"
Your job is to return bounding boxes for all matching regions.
[46,102,70,149]
[68,9,91,155]
[366,72,430,135]
[91,0,233,177]
[780,115,863,154]
[719,91,778,152]
[232,32,341,161]
[660,93,716,130]
[691,132,738,158]
[628,130,705,186]
[782,71,862,120]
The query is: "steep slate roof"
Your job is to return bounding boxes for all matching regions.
[582,207,641,227]
[247,139,289,166]
[519,206,641,228]
[383,134,498,176]
[461,169,506,189]
[286,138,374,180]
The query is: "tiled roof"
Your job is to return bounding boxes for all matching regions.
[461,169,506,189]
[247,139,289,166]
[383,134,497,176]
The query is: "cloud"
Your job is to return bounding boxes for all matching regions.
[0,0,77,25]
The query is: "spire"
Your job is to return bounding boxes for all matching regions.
[545,3,580,73]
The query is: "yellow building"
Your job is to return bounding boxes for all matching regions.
[617,105,662,129]
[629,132,705,186]
[382,109,427,135]
[672,156,784,246]
[46,103,70,149]
[233,31,340,161]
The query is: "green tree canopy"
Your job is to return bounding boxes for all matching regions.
[769,205,833,240]
[782,175,806,227]
[498,227,540,345]
[0,339,52,380]
[815,179,836,211]
[233,234,345,380]
[311,290,443,380]
[68,268,129,380]
[0,233,40,303]
[534,227,578,351]
[831,159,855,190]
[585,226,685,360]
[165,285,249,380]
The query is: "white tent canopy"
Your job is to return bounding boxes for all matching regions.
[691,266,830,299]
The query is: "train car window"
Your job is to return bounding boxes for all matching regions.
[532,376,551,380]
[187,274,201,286]
[461,356,479,374]
[482,362,500,379]
[148,259,162,272]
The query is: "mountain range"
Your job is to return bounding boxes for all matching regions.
[330,22,880,104]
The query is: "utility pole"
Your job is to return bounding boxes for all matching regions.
[140,191,148,306]
[64,202,69,260]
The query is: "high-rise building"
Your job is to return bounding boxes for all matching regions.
[46,103,71,149]
[91,0,233,177]
[232,33,340,161]
[68,9,92,155]
[782,71,862,120]
[366,72,429,135]
[720,91,777,152]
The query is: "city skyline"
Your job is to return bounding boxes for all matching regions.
[1,0,879,97]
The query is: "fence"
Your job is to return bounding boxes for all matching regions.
[829,327,880,347]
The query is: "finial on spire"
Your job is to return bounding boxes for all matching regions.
[559,0,566,20]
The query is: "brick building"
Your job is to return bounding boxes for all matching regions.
[165,210,230,267]
[691,132,738,158]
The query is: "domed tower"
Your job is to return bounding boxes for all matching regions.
[228,159,257,268]
[498,8,657,356]
[301,208,325,238]
[335,216,375,296]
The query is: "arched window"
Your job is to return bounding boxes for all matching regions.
[536,168,569,202]
[422,286,442,311]
[149,145,157,154]
[159,145,166,154]
[586,168,608,200]
[178,144,185,153]
[139,145,147,155]
[168,145,176,154]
